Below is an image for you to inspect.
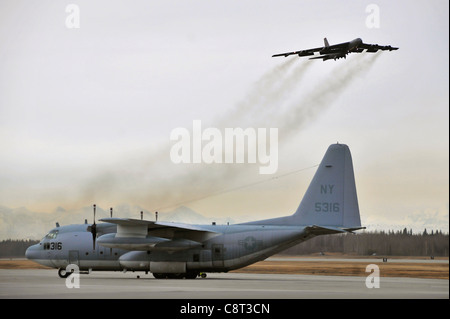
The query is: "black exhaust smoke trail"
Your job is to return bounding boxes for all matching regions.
[220,57,298,128]
[75,53,380,214]
[95,57,311,212]
[243,60,312,128]
[277,52,382,141]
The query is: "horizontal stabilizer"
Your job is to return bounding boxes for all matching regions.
[305,225,366,236]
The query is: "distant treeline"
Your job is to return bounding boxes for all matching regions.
[0,229,448,258]
[0,239,39,258]
[282,229,449,257]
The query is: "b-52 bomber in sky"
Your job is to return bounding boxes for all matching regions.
[26,144,365,279]
[272,37,398,61]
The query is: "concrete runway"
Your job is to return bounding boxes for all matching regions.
[0,269,448,299]
[266,256,449,263]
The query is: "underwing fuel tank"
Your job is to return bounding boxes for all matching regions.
[119,251,187,274]
[119,251,151,270]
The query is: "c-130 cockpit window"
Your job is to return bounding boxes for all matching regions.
[41,230,62,250]
[43,229,59,240]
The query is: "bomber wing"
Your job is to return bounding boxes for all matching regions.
[272,40,351,58]
[272,46,323,58]
[359,42,399,52]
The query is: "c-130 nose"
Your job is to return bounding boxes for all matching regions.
[25,243,40,260]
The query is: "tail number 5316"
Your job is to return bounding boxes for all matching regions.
[315,202,340,213]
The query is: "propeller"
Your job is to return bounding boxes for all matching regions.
[109,207,113,254]
[90,204,97,250]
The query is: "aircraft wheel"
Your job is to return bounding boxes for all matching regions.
[58,268,70,278]
[200,272,207,278]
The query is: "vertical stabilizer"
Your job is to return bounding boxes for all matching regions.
[324,38,330,47]
[292,143,361,227]
[241,144,362,228]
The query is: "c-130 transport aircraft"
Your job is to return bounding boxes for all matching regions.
[26,143,365,279]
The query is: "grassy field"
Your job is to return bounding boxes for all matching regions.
[1,256,448,279]
[0,259,51,269]
[232,259,449,279]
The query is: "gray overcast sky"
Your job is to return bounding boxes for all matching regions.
[0,0,448,233]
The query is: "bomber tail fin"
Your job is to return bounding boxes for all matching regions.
[324,37,330,47]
